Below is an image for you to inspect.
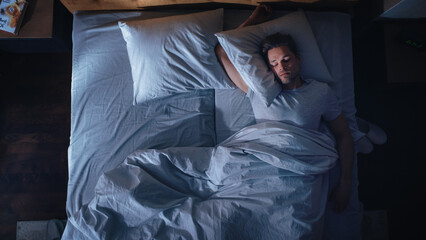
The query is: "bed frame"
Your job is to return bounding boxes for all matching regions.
[60,0,358,13]
[63,2,371,239]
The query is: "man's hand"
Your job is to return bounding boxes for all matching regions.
[331,182,351,212]
[249,4,273,25]
[239,4,273,28]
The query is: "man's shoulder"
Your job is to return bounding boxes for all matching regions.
[303,79,333,98]
[304,79,329,89]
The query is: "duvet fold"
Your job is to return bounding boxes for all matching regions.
[70,121,338,240]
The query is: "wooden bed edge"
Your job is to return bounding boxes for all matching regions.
[60,0,358,14]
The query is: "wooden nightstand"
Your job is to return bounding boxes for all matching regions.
[0,0,54,38]
[0,0,72,53]
[384,21,426,83]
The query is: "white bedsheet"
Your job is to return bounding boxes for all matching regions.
[69,122,338,240]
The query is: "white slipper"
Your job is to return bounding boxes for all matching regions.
[356,117,387,145]
[356,136,374,154]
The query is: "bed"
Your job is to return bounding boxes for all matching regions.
[63,4,365,239]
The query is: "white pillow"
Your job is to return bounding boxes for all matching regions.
[215,9,333,107]
[119,9,232,104]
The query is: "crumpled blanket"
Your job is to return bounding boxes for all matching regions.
[70,121,338,240]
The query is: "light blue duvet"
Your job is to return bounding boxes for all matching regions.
[69,121,338,239]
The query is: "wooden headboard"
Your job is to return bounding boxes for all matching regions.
[60,0,358,13]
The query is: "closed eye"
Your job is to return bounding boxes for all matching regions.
[282,57,291,63]
[270,57,291,67]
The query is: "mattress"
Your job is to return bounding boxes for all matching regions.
[65,8,363,239]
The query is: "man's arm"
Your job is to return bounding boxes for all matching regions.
[214,4,272,94]
[327,113,354,212]
[214,44,249,93]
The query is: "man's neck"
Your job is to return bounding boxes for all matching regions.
[282,77,303,90]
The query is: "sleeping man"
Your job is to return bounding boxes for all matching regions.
[214,4,354,213]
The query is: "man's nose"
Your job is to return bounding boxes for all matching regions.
[278,62,287,71]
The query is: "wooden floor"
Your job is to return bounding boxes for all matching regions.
[0,52,71,239]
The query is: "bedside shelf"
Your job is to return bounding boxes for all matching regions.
[0,0,54,39]
[384,21,426,83]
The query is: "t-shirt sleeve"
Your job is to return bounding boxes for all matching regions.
[322,86,342,121]
[246,88,254,99]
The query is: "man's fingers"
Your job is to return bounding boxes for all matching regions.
[264,4,272,12]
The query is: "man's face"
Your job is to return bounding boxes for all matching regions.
[267,46,301,86]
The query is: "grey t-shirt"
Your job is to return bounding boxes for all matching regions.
[247,79,341,131]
